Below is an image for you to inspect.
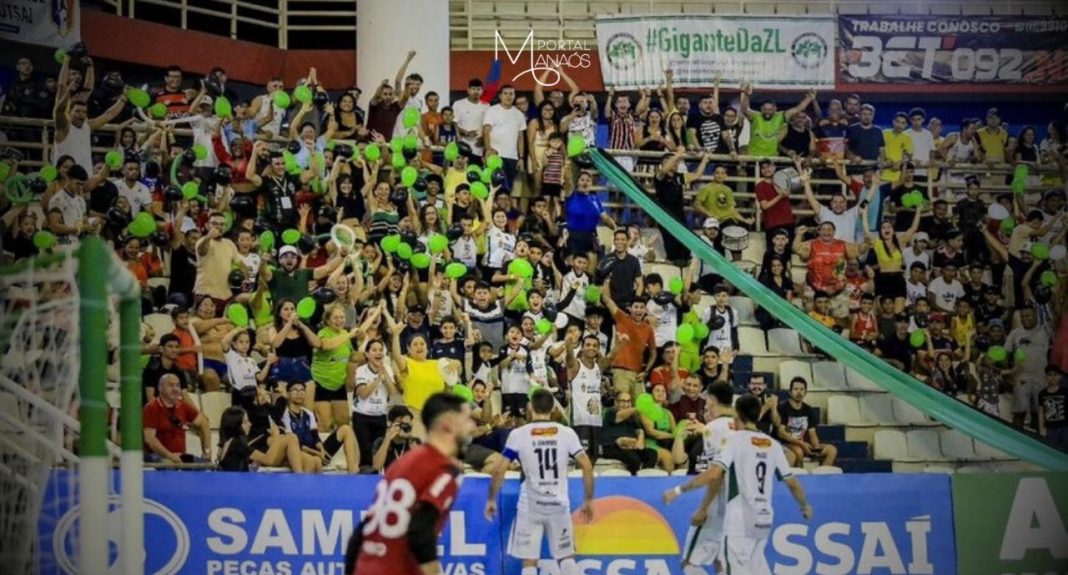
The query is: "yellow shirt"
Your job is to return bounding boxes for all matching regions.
[444,167,467,198]
[192,238,240,300]
[977,127,1008,163]
[881,130,914,182]
[695,183,737,222]
[809,311,837,329]
[873,240,904,273]
[404,357,445,411]
[951,314,975,347]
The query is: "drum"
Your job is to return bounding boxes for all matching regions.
[772,167,803,192]
[721,225,750,253]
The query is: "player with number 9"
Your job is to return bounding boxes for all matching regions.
[345,393,474,575]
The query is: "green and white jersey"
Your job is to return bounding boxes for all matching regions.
[713,429,792,539]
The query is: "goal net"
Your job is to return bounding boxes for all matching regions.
[0,237,143,575]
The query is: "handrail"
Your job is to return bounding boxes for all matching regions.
[590,146,1068,471]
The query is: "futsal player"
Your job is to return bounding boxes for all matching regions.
[484,388,595,575]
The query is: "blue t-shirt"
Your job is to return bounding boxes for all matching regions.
[846,123,882,160]
[566,191,604,233]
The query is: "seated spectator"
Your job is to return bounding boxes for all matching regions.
[695,346,733,392]
[669,375,707,424]
[928,263,966,314]
[277,381,358,473]
[216,405,306,472]
[747,373,781,437]
[352,337,400,468]
[640,384,680,472]
[878,314,918,372]
[600,392,657,475]
[143,374,211,464]
[777,377,837,467]
[142,334,193,404]
[649,343,687,397]
[928,352,969,396]
[372,406,420,472]
[849,293,879,350]
[470,379,511,454]
[756,256,793,330]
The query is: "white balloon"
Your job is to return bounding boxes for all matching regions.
[1051,245,1068,261]
[554,313,570,329]
[987,203,1010,220]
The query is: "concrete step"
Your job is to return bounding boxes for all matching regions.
[838,458,893,473]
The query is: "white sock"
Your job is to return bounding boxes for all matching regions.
[683,565,710,575]
[522,567,537,575]
[559,558,579,575]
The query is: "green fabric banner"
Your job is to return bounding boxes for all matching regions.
[589,148,1068,471]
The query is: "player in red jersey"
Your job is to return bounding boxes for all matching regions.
[345,393,474,575]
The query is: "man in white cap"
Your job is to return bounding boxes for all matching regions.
[694,218,725,293]
[903,231,931,271]
[262,243,345,303]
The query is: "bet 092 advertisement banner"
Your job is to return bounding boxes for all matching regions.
[952,473,1068,575]
[838,15,1068,87]
[39,471,955,575]
[0,0,80,48]
[596,15,835,90]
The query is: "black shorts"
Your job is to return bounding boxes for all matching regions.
[463,443,497,469]
[541,182,562,198]
[501,393,528,419]
[875,272,907,300]
[567,230,597,257]
[314,381,348,402]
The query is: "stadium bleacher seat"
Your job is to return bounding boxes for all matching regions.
[636,468,668,477]
[737,327,768,355]
[142,313,175,341]
[598,469,630,477]
[827,396,868,426]
[939,429,978,461]
[906,429,945,461]
[923,465,956,474]
[874,430,915,462]
[729,296,756,325]
[810,361,849,391]
[778,360,813,390]
[767,328,804,355]
[810,466,844,474]
[891,397,935,426]
[845,366,884,392]
[646,262,682,286]
[789,467,809,475]
[198,392,231,430]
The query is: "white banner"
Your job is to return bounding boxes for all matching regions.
[596,14,834,90]
[0,0,81,48]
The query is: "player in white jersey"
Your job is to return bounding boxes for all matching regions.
[664,395,812,575]
[485,388,595,575]
[662,382,736,574]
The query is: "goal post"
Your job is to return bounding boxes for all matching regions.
[0,235,143,575]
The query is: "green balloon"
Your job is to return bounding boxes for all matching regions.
[403,134,419,151]
[1000,217,1016,234]
[401,166,418,187]
[635,393,655,416]
[149,103,168,119]
[126,87,151,109]
[54,48,66,64]
[214,96,233,118]
[668,277,684,295]
[181,181,200,199]
[363,143,381,162]
[445,262,468,279]
[486,155,504,171]
[1014,349,1026,363]
[411,253,431,269]
[381,234,402,253]
[0,162,11,183]
[293,85,313,104]
[452,384,474,402]
[1012,164,1029,184]
[282,229,301,245]
[694,323,710,339]
[508,258,533,279]
[402,107,421,129]
[227,304,249,327]
[391,152,407,170]
[470,181,489,200]
[1032,242,1050,260]
[272,90,291,109]
[40,165,58,183]
[567,135,587,158]
[296,297,316,319]
[192,144,209,161]
[987,346,1008,363]
[259,231,275,251]
[444,142,459,162]
[105,150,123,170]
[396,242,413,260]
[128,213,155,238]
[32,231,56,250]
[909,330,926,348]
[480,167,493,184]
[1041,270,1058,287]
[536,318,553,334]
[676,324,695,344]
[390,137,405,153]
[585,286,601,304]
[428,234,448,254]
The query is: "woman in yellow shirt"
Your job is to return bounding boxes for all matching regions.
[385,306,460,438]
[862,202,923,314]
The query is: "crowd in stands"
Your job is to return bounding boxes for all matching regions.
[2,46,1067,475]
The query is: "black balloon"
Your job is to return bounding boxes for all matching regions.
[542,303,558,322]
[396,260,411,274]
[228,269,246,289]
[167,293,189,309]
[313,91,330,108]
[709,314,726,330]
[413,176,427,192]
[296,234,317,254]
[446,223,464,241]
[29,177,47,195]
[572,152,594,169]
[102,71,125,92]
[164,185,184,202]
[181,149,197,165]
[230,194,254,212]
[67,42,88,60]
[335,144,353,159]
[389,189,408,206]
[466,170,481,184]
[402,147,418,160]
[1035,285,1053,304]
[106,207,130,229]
[595,255,618,283]
[313,287,338,305]
[491,169,507,186]
[213,165,233,186]
[144,161,161,179]
[286,140,303,155]
[654,292,675,306]
[150,230,171,247]
[203,76,223,97]
[318,204,337,221]
[401,231,418,246]
[456,141,473,158]
[914,315,928,329]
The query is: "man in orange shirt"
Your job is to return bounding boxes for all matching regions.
[601,278,656,399]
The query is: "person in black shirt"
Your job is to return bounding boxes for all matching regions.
[167,202,199,307]
[747,373,781,436]
[371,406,420,471]
[5,57,52,119]
[919,200,954,246]
[955,176,988,261]
[975,287,1008,325]
[777,377,837,467]
[653,150,711,264]
[142,334,192,404]
[876,315,916,372]
[961,264,989,309]
[245,142,317,229]
[602,229,644,305]
[686,90,725,155]
[778,113,816,159]
[2,207,39,261]
[1038,365,1068,449]
[216,404,307,472]
[600,392,658,475]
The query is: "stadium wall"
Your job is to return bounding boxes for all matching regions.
[37,471,1067,575]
